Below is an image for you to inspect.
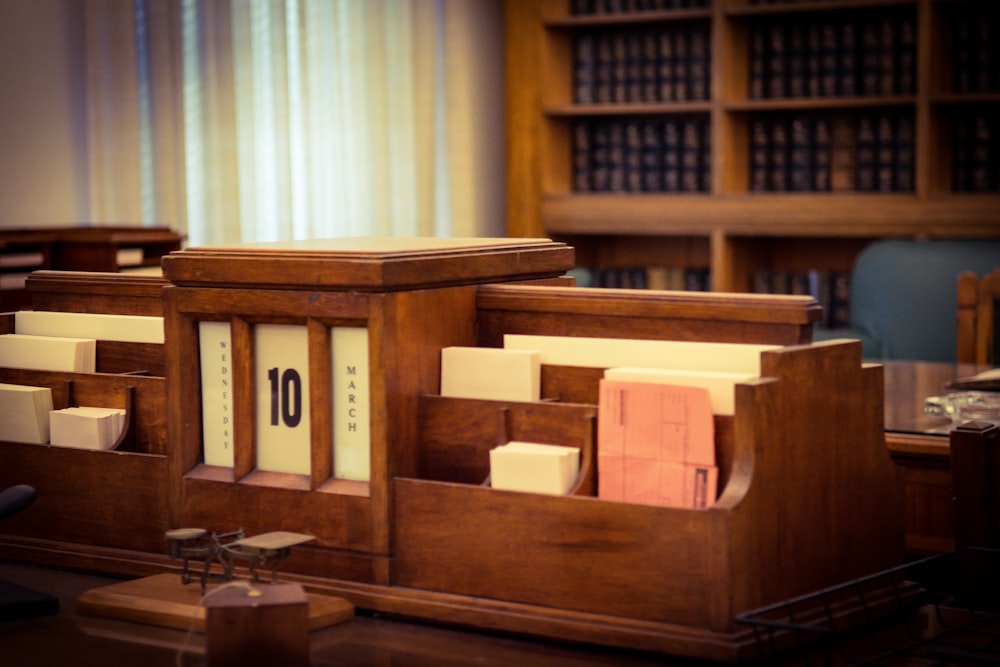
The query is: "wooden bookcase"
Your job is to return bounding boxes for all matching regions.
[504,0,1000,296]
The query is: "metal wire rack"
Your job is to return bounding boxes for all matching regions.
[734,548,1000,666]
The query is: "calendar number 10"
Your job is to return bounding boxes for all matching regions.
[267,367,302,428]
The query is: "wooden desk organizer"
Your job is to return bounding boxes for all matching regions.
[0,274,170,566]
[0,238,904,662]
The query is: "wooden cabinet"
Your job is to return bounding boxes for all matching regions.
[0,225,184,311]
[504,0,1000,298]
[0,232,53,311]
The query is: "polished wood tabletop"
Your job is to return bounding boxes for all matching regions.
[0,559,769,667]
[882,360,986,438]
[881,359,994,555]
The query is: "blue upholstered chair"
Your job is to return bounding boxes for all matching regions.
[814,239,1000,362]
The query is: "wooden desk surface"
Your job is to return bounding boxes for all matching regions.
[882,359,994,554]
[0,560,721,667]
[883,360,986,441]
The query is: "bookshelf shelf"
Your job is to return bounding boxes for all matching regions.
[722,95,916,111]
[545,101,714,115]
[506,0,1000,297]
[545,8,713,27]
[722,0,918,18]
[930,93,1000,105]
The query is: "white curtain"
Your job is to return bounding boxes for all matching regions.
[84,0,505,246]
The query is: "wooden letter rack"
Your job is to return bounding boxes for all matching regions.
[0,237,904,663]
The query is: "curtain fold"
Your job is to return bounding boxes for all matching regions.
[83,0,504,246]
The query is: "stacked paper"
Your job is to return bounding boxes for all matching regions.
[49,407,126,450]
[115,247,145,266]
[0,383,53,444]
[603,367,756,416]
[0,334,96,372]
[490,441,580,496]
[504,334,777,374]
[15,310,165,344]
[440,346,541,402]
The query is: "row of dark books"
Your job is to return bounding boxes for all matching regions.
[749,12,916,99]
[953,11,1000,93]
[571,0,709,14]
[750,110,914,193]
[573,117,711,193]
[572,264,850,328]
[573,265,712,292]
[749,269,851,329]
[574,26,711,105]
[953,112,1000,193]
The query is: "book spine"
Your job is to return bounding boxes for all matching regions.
[859,19,880,96]
[673,30,689,102]
[608,120,626,192]
[838,20,858,97]
[829,271,852,328]
[749,116,770,192]
[766,21,787,98]
[591,120,611,192]
[790,271,812,296]
[812,115,832,192]
[595,34,614,103]
[970,113,995,192]
[788,114,813,192]
[819,21,839,97]
[684,267,710,292]
[573,120,592,192]
[750,269,771,294]
[641,30,660,102]
[769,270,790,295]
[612,32,628,103]
[640,120,663,192]
[625,120,644,192]
[787,22,807,98]
[662,119,680,192]
[688,27,710,101]
[626,32,644,103]
[855,114,877,192]
[641,120,662,192]
[574,34,597,104]
[830,115,857,192]
[894,114,915,192]
[875,113,895,192]
[658,29,676,102]
[769,114,789,192]
[680,118,701,193]
[806,22,822,97]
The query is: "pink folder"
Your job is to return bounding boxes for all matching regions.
[598,379,718,509]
